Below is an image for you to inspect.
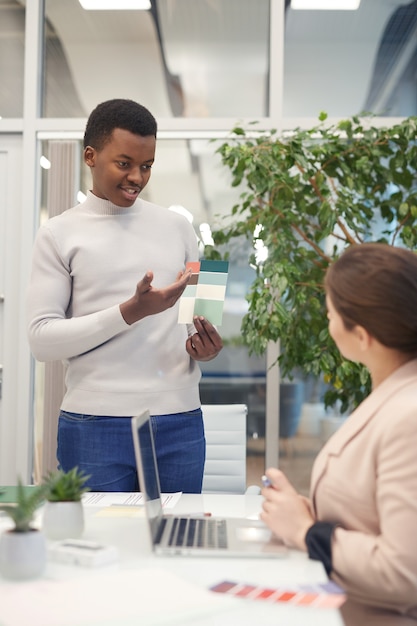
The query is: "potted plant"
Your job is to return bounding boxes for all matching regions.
[206,114,417,414]
[0,479,48,580]
[42,467,90,540]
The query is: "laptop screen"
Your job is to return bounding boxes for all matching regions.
[131,411,164,540]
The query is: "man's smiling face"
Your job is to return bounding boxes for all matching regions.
[84,127,156,207]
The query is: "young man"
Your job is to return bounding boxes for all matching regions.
[27,99,223,493]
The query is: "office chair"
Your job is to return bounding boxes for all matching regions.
[201,404,248,494]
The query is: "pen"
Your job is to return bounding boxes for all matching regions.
[261,475,272,487]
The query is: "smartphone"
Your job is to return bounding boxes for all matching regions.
[261,474,272,487]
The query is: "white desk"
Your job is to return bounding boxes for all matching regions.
[0,494,345,626]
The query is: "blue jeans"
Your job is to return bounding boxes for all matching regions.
[57,409,206,493]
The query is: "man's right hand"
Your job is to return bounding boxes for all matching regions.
[120,269,192,325]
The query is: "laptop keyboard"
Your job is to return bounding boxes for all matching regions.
[155,517,228,549]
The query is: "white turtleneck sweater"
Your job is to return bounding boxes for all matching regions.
[27,192,201,416]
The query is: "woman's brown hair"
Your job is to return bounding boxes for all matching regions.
[325,243,417,354]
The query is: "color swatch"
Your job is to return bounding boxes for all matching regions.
[210,579,346,609]
[178,260,229,325]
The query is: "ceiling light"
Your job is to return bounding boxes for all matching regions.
[199,223,214,246]
[254,224,268,265]
[40,156,51,170]
[291,0,361,9]
[78,0,151,10]
[169,205,193,224]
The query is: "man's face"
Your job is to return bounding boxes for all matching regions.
[84,128,156,207]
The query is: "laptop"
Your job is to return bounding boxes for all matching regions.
[131,411,287,558]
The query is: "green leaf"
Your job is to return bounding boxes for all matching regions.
[43,467,91,502]
[0,479,48,532]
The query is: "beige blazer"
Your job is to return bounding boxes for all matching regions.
[311,359,417,625]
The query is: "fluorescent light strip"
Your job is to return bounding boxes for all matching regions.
[291,0,361,9]
[79,0,151,10]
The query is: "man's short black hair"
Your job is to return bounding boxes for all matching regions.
[83,99,157,150]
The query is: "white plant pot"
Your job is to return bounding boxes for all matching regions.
[0,529,46,580]
[42,501,84,541]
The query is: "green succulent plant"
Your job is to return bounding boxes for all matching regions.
[43,467,91,502]
[0,479,48,532]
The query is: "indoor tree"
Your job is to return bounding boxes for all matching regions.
[205,114,417,411]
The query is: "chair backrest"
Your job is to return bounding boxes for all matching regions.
[201,404,247,494]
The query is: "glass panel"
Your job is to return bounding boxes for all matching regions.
[156,0,270,117]
[284,0,417,118]
[43,0,270,119]
[36,136,267,485]
[148,140,268,484]
[0,0,25,118]
[152,141,316,494]
[36,127,356,493]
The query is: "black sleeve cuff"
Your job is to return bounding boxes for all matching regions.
[305,521,336,576]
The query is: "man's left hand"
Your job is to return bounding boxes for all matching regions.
[186,316,223,361]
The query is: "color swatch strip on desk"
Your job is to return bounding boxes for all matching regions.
[210,580,346,609]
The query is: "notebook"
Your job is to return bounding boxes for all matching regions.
[131,411,288,558]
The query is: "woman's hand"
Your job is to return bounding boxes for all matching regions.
[260,468,315,551]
